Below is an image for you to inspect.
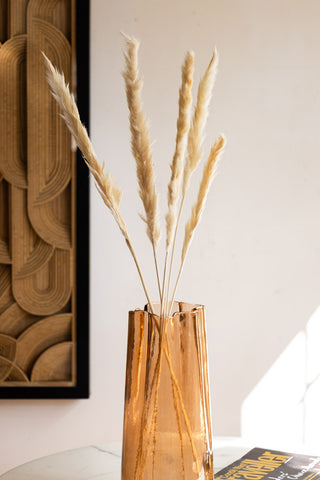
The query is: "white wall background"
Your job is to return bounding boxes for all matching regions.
[1,0,320,474]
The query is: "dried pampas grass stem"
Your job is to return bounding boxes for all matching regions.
[182,49,218,196]
[165,50,218,315]
[161,51,194,316]
[122,35,162,301]
[43,52,155,313]
[181,135,225,263]
[169,135,226,315]
[165,51,194,252]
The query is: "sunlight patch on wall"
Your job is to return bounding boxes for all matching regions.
[241,306,320,452]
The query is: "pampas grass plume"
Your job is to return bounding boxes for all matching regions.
[122,34,160,249]
[182,49,218,197]
[181,135,226,263]
[166,51,194,251]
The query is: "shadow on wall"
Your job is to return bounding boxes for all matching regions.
[241,306,320,452]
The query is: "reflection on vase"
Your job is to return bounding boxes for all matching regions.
[122,302,213,480]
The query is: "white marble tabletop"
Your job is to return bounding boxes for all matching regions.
[0,437,251,479]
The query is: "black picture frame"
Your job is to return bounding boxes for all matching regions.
[0,0,90,399]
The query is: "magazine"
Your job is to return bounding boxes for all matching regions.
[216,448,320,480]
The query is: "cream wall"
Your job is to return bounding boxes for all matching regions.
[1,0,320,474]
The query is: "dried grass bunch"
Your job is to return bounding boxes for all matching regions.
[44,35,226,318]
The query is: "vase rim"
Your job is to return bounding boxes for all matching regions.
[130,301,204,319]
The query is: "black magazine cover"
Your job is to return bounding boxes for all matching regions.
[216,448,320,480]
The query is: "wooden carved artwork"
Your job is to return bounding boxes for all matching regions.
[0,0,80,389]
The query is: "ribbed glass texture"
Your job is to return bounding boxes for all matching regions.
[121,302,213,480]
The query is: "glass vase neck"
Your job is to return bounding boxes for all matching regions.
[142,301,204,320]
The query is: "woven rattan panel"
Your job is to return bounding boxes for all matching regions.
[0,0,76,387]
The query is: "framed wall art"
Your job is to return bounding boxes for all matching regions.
[0,0,90,398]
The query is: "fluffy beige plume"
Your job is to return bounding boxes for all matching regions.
[165,51,194,251]
[182,49,218,197]
[43,53,156,311]
[43,53,125,232]
[181,135,225,263]
[122,35,160,248]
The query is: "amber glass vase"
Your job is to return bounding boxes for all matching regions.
[121,302,213,480]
